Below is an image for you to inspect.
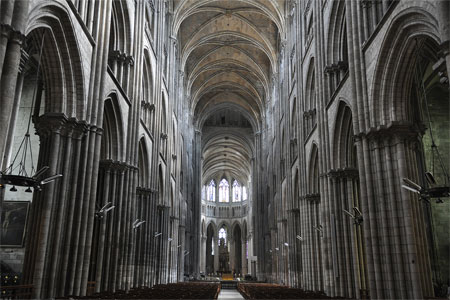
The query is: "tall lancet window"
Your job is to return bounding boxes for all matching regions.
[243,186,248,201]
[219,227,227,246]
[207,180,216,202]
[219,179,229,202]
[233,180,241,202]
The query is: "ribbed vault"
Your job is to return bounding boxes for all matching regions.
[174,0,283,184]
[201,123,253,183]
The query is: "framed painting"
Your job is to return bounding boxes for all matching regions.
[1,201,30,247]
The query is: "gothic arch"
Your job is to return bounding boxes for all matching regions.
[231,221,242,238]
[370,7,441,127]
[332,100,355,169]
[101,93,125,161]
[25,4,85,120]
[290,97,298,139]
[206,220,218,234]
[308,144,319,194]
[158,164,165,204]
[138,137,151,188]
[304,57,316,112]
[110,0,133,55]
[326,0,348,65]
[217,221,230,233]
[142,49,155,133]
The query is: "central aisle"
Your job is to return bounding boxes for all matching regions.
[217,288,245,300]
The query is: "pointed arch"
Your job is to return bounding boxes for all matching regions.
[142,49,155,133]
[158,164,165,204]
[26,4,86,120]
[138,137,151,188]
[101,93,124,161]
[370,8,441,127]
[332,100,355,169]
[308,143,320,194]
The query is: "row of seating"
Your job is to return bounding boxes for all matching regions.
[237,283,344,299]
[61,282,221,299]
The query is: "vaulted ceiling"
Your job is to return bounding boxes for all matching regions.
[174,0,284,183]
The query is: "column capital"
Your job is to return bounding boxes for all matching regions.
[125,55,134,66]
[359,121,424,143]
[0,23,26,46]
[34,113,68,137]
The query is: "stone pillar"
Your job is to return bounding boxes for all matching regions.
[94,163,112,292]
[178,225,186,281]
[0,1,15,75]
[193,129,202,278]
[4,48,28,166]
[242,239,247,275]
[31,116,64,298]
[229,239,234,274]
[213,236,219,273]
[0,1,28,169]
[200,236,206,274]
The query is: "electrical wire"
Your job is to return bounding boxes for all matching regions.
[3,30,46,177]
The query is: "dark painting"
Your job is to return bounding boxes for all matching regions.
[1,201,29,247]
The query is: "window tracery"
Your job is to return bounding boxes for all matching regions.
[207,180,216,202]
[233,180,241,202]
[219,179,229,202]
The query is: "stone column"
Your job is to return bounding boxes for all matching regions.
[229,238,234,274]
[30,115,65,298]
[0,1,15,75]
[178,225,186,281]
[213,236,219,273]
[111,166,126,291]
[0,7,28,169]
[4,48,28,167]
[242,239,247,275]
[193,129,202,278]
[103,167,119,291]
[201,236,206,274]
[94,163,112,292]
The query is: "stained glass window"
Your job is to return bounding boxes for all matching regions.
[233,180,241,202]
[207,180,216,202]
[219,179,229,202]
[243,186,248,200]
[219,227,227,246]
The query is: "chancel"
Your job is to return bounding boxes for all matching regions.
[0,0,449,299]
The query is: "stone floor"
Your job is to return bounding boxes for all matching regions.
[217,288,245,300]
